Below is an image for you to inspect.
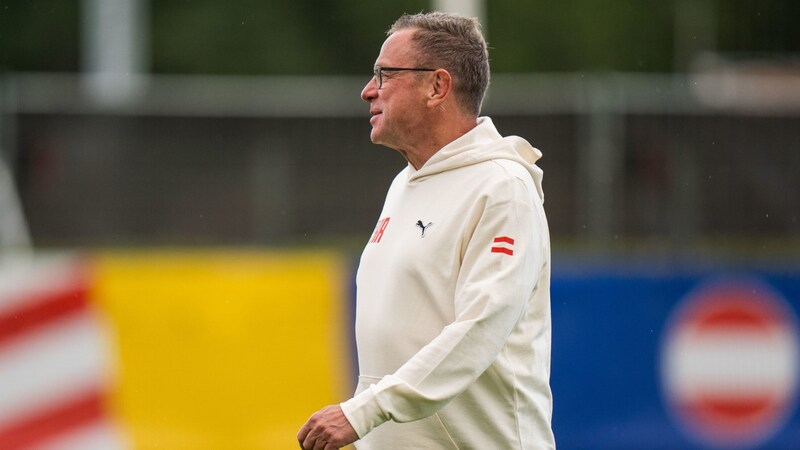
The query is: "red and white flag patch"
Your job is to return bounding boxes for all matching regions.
[491,236,515,255]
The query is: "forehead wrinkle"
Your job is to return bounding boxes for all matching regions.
[377,29,419,67]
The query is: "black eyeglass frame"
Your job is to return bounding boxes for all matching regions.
[373,65,437,89]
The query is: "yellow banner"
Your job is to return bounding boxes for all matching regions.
[90,249,352,449]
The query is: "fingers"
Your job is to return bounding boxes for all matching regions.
[298,405,358,450]
[313,436,328,450]
[298,416,330,450]
[300,426,336,449]
[296,421,311,447]
[298,419,322,449]
[300,432,333,450]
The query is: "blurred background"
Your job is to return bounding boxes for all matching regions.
[0,0,799,449]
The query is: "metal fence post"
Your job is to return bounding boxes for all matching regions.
[575,76,626,245]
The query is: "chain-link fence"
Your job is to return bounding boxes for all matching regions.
[2,70,799,250]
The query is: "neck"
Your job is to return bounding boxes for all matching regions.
[400,114,478,170]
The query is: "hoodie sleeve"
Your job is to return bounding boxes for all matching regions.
[339,166,548,438]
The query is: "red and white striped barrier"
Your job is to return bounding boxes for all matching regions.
[0,256,125,450]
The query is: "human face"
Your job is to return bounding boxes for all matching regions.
[361,29,432,150]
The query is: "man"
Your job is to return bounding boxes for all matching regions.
[298,11,554,450]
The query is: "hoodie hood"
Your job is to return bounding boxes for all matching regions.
[408,117,545,202]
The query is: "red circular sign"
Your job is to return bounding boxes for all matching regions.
[661,278,800,448]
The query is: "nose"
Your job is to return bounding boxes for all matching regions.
[361,76,378,103]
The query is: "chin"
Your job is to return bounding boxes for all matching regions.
[370,129,383,144]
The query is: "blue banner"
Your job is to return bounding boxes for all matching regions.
[551,259,800,449]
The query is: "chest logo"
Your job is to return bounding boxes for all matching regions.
[369,217,391,243]
[415,220,433,238]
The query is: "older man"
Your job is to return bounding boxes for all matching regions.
[299,12,555,450]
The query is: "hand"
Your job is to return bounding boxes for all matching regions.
[297,405,358,450]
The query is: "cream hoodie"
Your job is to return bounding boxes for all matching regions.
[340,117,554,449]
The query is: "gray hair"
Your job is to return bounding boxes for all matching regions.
[388,12,490,116]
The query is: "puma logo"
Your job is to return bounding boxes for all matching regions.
[416,220,433,238]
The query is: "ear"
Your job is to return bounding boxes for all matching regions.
[426,69,452,108]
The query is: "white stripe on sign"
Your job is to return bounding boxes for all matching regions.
[665,330,799,397]
[0,311,110,425]
[36,419,126,450]
[0,254,82,315]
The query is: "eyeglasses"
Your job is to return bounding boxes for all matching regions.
[373,65,436,89]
